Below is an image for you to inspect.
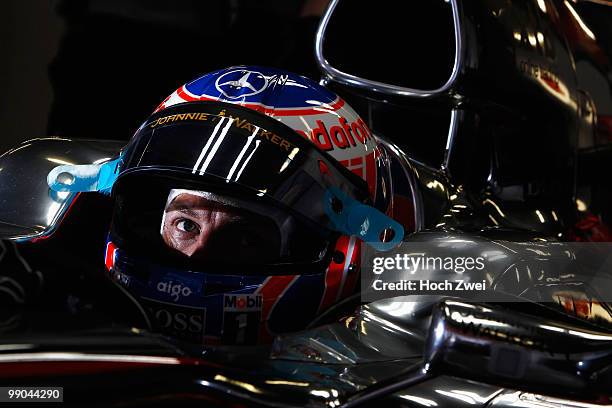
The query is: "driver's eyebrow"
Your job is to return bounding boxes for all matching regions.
[163,194,266,227]
[165,198,235,214]
[173,207,201,218]
[165,202,246,223]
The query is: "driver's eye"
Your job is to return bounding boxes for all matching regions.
[176,219,200,234]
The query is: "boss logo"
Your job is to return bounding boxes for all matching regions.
[142,298,206,343]
[224,294,262,311]
[156,280,193,301]
[154,308,204,334]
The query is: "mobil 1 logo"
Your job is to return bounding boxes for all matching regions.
[222,294,262,345]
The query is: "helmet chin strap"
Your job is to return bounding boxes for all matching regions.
[325,187,404,252]
[47,156,122,196]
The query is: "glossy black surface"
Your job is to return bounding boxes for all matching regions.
[425,300,612,399]
[0,1,612,406]
[0,138,122,240]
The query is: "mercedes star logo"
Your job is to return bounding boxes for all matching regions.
[215,69,269,99]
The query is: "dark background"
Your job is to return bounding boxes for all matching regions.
[0,1,62,154]
[0,0,329,154]
[1,0,611,157]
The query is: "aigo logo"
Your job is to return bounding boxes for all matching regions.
[157,280,193,301]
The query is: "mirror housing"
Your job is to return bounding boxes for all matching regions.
[315,0,463,98]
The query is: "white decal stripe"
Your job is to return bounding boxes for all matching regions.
[198,118,235,175]
[177,91,343,114]
[234,140,261,181]
[226,126,259,182]
[192,117,226,174]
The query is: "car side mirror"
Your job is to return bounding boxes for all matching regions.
[315,0,463,98]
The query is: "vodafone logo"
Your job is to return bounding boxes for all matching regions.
[294,117,373,152]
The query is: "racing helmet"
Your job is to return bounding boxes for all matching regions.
[48,66,404,345]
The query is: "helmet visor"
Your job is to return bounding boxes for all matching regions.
[111,174,336,272]
[118,103,370,232]
[108,102,402,270]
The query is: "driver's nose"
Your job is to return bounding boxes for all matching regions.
[185,227,217,258]
[183,210,236,259]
